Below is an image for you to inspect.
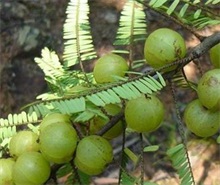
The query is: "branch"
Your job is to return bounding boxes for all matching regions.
[96,112,124,136]
[191,32,220,57]
[162,32,220,80]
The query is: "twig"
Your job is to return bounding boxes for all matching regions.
[162,32,220,80]
[96,112,124,136]
[169,80,195,185]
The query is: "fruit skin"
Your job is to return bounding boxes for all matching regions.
[12,152,50,185]
[184,99,219,137]
[39,122,78,164]
[0,158,15,185]
[93,53,129,83]
[197,69,220,110]
[210,43,220,68]
[39,113,71,132]
[90,104,124,139]
[125,95,164,133]
[74,135,113,175]
[144,28,186,71]
[9,131,39,158]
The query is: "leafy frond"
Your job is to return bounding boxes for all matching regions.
[171,70,197,90]
[0,111,39,155]
[63,0,96,67]
[114,0,147,47]
[167,144,194,185]
[35,47,65,80]
[3,72,165,127]
[0,111,38,128]
[146,0,220,29]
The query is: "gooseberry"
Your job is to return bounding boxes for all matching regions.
[12,152,50,185]
[39,113,71,132]
[93,53,129,83]
[0,158,15,185]
[74,135,113,175]
[209,43,220,68]
[9,130,39,158]
[125,95,164,133]
[197,69,220,110]
[39,122,78,164]
[184,99,219,137]
[144,28,186,71]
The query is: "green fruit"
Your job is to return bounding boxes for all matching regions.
[210,43,220,68]
[125,95,164,133]
[0,158,15,185]
[39,122,78,164]
[93,53,129,83]
[9,131,39,158]
[40,113,71,132]
[197,69,220,110]
[74,135,113,175]
[12,152,50,185]
[90,104,123,139]
[144,28,186,71]
[184,99,219,137]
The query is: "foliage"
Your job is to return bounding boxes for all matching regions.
[1,0,220,184]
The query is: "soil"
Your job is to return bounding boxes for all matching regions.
[0,0,220,185]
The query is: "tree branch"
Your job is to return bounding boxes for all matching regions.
[96,112,124,136]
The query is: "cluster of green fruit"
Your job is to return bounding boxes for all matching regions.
[183,41,220,138]
[0,114,114,185]
[142,28,220,138]
[183,68,220,138]
[1,27,219,184]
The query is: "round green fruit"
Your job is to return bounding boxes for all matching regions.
[0,158,15,185]
[125,95,164,133]
[12,152,50,185]
[39,122,78,164]
[74,135,113,175]
[9,131,39,158]
[90,104,123,139]
[210,43,220,68]
[144,28,186,71]
[93,53,129,83]
[39,113,71,132]
[197,69,220,110]
[184,99,219,137]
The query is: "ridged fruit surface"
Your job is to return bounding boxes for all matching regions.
[74,135,113,175]
[197,69,220,110]
[144,28,186,71]
[184,99,219,137]
[125,95,164,133]
[93,53,128,83]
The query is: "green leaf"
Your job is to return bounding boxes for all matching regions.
[167,0,180,15]
[124,148,139,165]
[179,3,189,17]
[63,0,96,67]
[167,144,184,156]
[120,170,137,185]
[143,145,159,152]
[194,9,202,19]
[150,0,167,8]
[114,0,147,47]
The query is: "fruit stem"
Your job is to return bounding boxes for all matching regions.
[169,80,196,185]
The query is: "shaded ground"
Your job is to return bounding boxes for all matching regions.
[0,0,220,185]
